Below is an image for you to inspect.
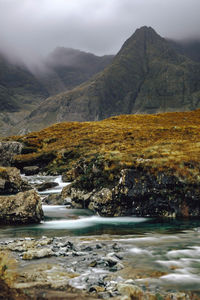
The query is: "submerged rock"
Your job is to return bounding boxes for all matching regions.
[36,181,58,191]
[0,167,31,195]
[0,189,43,224]
[43,193,66,205]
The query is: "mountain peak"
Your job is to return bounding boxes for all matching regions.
[122,26,162,48]
[13,26,200,132]
[135,26,157,34]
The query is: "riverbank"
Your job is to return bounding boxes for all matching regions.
[3,109,200,218]
[1,228,200,300]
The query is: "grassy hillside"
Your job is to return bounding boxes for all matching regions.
[9,109,200,185]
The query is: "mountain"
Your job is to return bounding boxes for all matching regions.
[23,26,200,132]
[44,47,113,92]
[0,53,50,135]
[0,50,113,136]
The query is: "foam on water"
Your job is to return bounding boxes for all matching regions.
[160,273,200,285]
[39,176,70,195]
[167,247,200,259]
[38,215,148,230]
[43,205,67,212]
[129,247,153,256]
[23,174,70,195]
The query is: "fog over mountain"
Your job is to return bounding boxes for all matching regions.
[0,0,200,70]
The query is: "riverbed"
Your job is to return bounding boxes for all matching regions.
[0,175,200,298]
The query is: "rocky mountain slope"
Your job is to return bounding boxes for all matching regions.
[169,39,200,63]
[22,26,200,132]
[42,47,113,94]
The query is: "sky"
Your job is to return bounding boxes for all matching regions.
[0,0,200,68]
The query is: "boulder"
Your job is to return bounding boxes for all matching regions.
[36,181,58,192]
[0,189,44,224]
[23,166,40,175]
[89,188,114,216]
[117,283,144,299]
[61,183,93,209]
[43,193,68,205]
[0,167,31,195]
[22,248,54,260]
[0,141,23,166]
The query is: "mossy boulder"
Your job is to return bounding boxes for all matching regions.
[0,189,43,224]
[0,167,31,195]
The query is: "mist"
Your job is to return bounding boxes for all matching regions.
[0,0,200,70]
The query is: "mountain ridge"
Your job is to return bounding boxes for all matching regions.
[22,26,200,132]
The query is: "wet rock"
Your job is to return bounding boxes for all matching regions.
[0,167,31,195]
[22,248,54,260]
[23,166,40,175]
[89,188,114,216]
[36,181,58,191]
[0,189,43,224]
[89,254,123,271]
[96,244,103,249]
[113,168,200,217]
[81,246,93,252]
[112,242,121,251]
[89,261,97,267]
[89,286,105,293]
[0,141,23,166]
[117,283,144,299]
[66,164,200,217]
[43,193,64,205]
[61,184,93,209]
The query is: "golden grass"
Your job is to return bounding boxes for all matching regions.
[8,109,200,181]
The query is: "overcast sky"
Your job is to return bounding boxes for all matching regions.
[0,0,200,67]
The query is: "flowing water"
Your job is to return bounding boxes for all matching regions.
[1,175,200,295]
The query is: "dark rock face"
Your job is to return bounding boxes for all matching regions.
[0,167,31,195]
[0,189,43,224]
[114,169,200,217]
[65,168,200,217]
[0,141,23,166]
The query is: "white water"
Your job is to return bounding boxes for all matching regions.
[23,174,70,194]
[39,214,148,230]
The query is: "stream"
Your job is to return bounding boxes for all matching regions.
[0,175,200,297]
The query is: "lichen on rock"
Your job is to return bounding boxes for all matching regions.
[0,189,43,225]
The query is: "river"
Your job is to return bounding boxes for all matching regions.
[1,175,200,296]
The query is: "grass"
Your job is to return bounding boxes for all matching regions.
[6,109,200,183]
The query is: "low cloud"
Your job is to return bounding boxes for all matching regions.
[0,0,200,68]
